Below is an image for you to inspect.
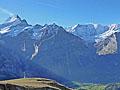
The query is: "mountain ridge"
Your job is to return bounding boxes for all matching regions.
[1,15,120,44]
[0,15,120,87]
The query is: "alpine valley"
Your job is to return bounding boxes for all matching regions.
[0,15,120,89]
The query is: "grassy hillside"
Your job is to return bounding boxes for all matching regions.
[74,82,120,90]
[0,78,72,90]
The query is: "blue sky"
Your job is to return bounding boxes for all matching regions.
[0,0,120,27]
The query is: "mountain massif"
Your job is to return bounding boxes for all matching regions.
[0,15,120,87]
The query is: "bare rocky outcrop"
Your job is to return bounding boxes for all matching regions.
[95,34,117,55]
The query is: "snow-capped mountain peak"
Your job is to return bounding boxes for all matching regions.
[5,15,21,23]
[0,15,64,41]
[94,24,120,44]
[93,24,99,29]
[1,15,120,44]
[67,23,120,43]
[109,24,120,31]
[71,24,81,30]
[32,23,62,40]
[0,15,30,36]
[98,24,120,36]
[67,24,96,42]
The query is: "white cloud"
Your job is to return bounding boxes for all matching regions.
[0,7,14,16]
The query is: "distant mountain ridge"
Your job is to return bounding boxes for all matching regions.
[0,15,120,87]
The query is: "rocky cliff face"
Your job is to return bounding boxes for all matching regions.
[95,34,118,55]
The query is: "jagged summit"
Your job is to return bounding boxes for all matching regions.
[33,24,43,29]
[1,15,120,43]
[0,15,65,41]
[0,15,30,35]
[66,23,120,43]
[5,15,21,23]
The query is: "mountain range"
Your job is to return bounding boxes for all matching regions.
[0,15,120,87]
